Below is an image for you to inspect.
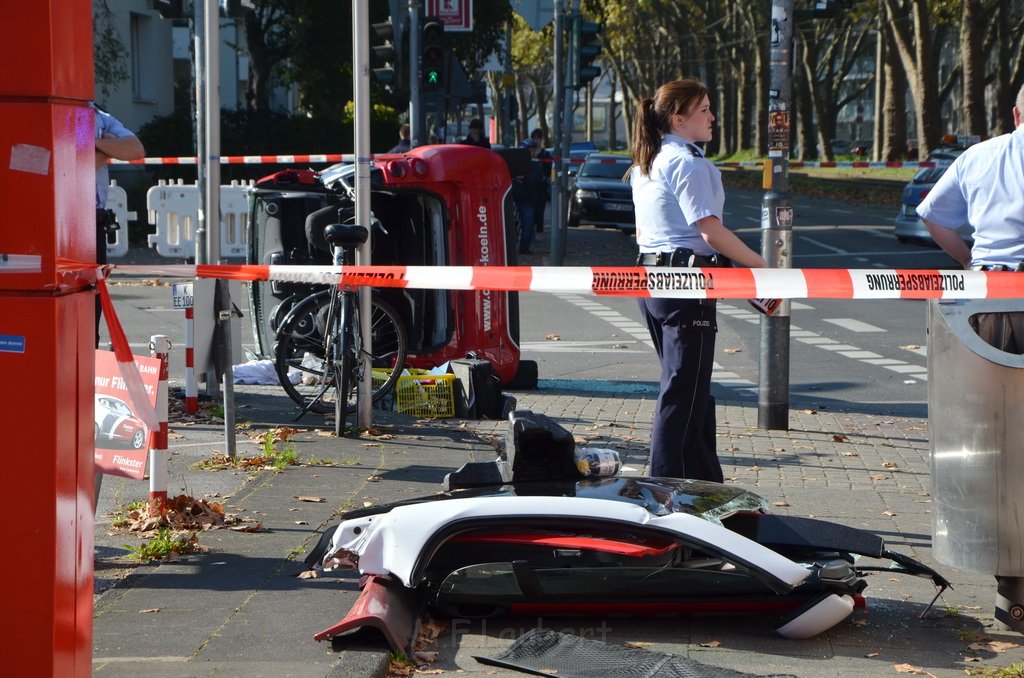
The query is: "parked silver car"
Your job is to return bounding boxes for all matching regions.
[894,145,974,245]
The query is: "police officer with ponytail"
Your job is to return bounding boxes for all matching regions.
[630,78,767,482]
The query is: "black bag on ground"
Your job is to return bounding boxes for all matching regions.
[449,358,503,419]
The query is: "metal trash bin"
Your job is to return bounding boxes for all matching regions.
[928,299,1024,632]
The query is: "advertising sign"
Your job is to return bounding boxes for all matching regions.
[427,0,473,31]
[94,351,161,480]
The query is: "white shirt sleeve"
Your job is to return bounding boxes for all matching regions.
[662,155,719,226]
[916,159,968,230]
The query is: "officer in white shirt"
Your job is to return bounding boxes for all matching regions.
[94,105,144,345]
[630,78,767,482]
[918,83,1024,352]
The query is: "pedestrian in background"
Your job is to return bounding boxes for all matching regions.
[513,140,546,254]
[387,123,411,153]
[630,78,767,482]
[530,128,551,233]
[461,118,491,148]
[919,83,1024,354]
[94,103,144,347]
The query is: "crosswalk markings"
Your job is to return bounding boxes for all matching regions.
[823,318,886,332]
[542,295,929,397]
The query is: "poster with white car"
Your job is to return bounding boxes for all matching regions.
[94,351,160,480]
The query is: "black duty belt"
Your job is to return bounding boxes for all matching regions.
[637,248,723,268]
[973,263,1024,272]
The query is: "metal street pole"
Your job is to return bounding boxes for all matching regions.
[553,0,578,265]
[759,0,795,430]
[550,1,565,264]
[408,0,422,147]
[193,0,206,266]
[354,0,373,429]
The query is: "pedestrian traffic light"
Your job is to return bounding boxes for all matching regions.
[569,14,602,90]
[371,19,401,89]
[421,16,445,91]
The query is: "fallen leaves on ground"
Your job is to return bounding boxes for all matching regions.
[893,663,939,676]
[624,641,653,649]
[545,333,561,341]
[969,639,1020,653]
[697,640,721,648]
[296,570,320,580]
[294,496,325,503]
[117,494,248,536]
[832,434,849,442]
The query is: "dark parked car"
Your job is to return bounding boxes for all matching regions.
[894,144,974,245]
[567,153,635,231]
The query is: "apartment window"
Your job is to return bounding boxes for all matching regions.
[130,13,156,102]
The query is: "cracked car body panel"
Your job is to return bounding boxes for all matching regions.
[324,496,812,591]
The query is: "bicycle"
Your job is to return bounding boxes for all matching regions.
[273,220,408,436]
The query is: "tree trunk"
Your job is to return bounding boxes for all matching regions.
[960,0,986,136]
[795,51,817,160]
[883,0,942,158]
[882,23,908,159]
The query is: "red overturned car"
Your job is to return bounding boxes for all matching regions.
[247,144,533,393]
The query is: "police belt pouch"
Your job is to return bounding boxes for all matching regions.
[97,208,119,234]
[636,248,723,268]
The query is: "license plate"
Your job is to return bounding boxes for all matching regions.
[901,204,917,217]
[172,283,194,309]
[604,203,632,212]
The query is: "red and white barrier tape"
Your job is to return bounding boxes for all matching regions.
[110,154,351,166]
[111,263,1024,301]
[109,154,939,170]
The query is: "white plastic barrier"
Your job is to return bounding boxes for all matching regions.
[105,182,135,259]
[146,180,252,259]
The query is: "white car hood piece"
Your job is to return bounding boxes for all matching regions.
[325,495,811,590]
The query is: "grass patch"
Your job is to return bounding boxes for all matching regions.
[966,662,1024,678]
[125,527,202,563]
[192,427,300,473]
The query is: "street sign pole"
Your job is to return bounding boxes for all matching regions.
[354,0,373,429]
[759,0,795,430]
[550,1,565,265]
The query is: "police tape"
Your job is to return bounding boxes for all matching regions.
[110,154,940,170]
[109,154,351,165]
[111,263,1024,300]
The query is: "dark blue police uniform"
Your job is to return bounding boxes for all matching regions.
[630,135,725,482]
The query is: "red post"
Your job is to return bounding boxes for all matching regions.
[149,335,171,506]
[0,2,95,675]
[185,304,199,413]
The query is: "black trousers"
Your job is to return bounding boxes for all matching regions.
[95,213,109,348]
[638,297,722,482]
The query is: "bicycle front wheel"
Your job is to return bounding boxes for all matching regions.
[274,292,407,416]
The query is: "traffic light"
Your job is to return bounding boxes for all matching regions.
[569,14,602,90]
[371,19,401,88]
[153,0,184,19]
[421,16,445,91]
[219,0,255,18]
